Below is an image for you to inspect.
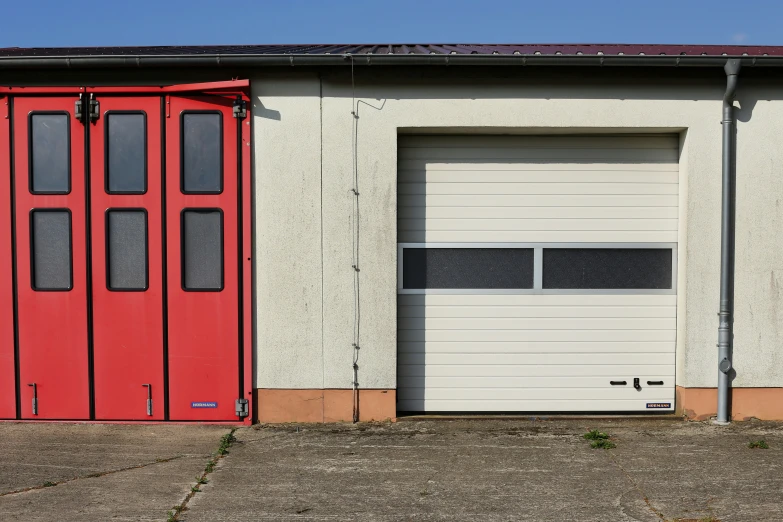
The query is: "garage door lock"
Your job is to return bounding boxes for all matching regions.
[235,398,249,418]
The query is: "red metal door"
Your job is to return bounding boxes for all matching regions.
[165,95,240,421]
[90,97,164,420]
[0,95,16,419]
[14,96,89,419]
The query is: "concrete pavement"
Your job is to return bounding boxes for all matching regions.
[0,423,231,521]
[0,419,781,521]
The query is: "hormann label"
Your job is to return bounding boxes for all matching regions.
[646,402,672,409]
[191,401,218,409]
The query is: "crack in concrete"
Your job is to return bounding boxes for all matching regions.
[603,449,666,521]
[168,429,237,521]
[577,423,666,522]
[0,454,188,498]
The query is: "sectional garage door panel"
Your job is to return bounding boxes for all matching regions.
[397,294,676,412]
[398,135,679,244]
[396,135,679,413]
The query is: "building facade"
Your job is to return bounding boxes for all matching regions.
[1,44,782,423]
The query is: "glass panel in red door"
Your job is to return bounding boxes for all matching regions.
[166,96,240,420]
[90,97,164,420]
[13,96,89,419]
[0,96,15,419]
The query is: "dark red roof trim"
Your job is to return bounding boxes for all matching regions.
[0,43,782,58]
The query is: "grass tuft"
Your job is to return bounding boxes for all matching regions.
[590,439,616,450]
[216,431,237,456]
[583,430,610,441]
[748,440,769,449]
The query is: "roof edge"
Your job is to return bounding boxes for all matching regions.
[1,53,782,69]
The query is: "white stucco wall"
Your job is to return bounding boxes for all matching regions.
[252,68,783,391]
[253,75,324,388]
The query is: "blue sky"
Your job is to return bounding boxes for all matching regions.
[1,0,781,48]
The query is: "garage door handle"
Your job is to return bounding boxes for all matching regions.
[610,381,627,386]
[27,383,38,415]
[647,381,664,386]
[142,384,152,416]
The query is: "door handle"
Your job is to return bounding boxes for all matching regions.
[28,383,38,415]
[142,384,152,416]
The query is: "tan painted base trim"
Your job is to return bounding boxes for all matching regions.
[676,386,783,421]
[256,389,396,423]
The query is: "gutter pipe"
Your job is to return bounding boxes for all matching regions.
[716,59,741,425]
[0,54,780,69]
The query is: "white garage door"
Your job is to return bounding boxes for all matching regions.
[397,135,678,413]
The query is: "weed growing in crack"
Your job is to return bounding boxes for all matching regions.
[583,430,610,441]
[42,481,56,488]
[216,431,237,456]
[590,439,616,450]
[748,440,769,449]
[167,505,184,522]
[584,430,615,449]
[165,429,238,521]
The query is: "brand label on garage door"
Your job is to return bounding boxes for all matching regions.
[191,401,218,408]
[646,403,672,409]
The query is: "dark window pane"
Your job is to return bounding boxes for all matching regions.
[182,210,223,290]
[107,210,147,290]
[403,248,534,289]
[30,114,70,194]
[182,113,222,193]
[31,210,72,290]
[107,113,146,193]
[543,248,673,289]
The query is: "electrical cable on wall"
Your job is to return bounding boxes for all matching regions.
[347,54,361,423]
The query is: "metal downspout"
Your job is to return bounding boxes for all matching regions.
[716,59,741,425]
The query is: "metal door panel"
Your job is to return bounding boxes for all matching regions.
[166,96,240,421]
[14,96,89,419]
[0,96,16,418]
[90,97,164,420]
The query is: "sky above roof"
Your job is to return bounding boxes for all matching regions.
[1,0,779,48]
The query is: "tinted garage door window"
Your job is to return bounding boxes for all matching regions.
[31,210,72,290]
[30,114,70,194]
[403,248,534,289]
[181,209,223,291]
[543,248,673,289]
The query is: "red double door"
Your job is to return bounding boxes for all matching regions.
[0,86,251,421]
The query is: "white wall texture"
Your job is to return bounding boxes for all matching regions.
[251,68,783,391]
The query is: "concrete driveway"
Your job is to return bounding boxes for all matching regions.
[0,419,781,521]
